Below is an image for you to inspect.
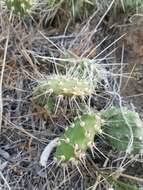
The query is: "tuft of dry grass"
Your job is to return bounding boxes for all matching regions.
[0,0,143,189]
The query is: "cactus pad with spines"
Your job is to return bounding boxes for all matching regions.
[122,0,142,10]
[34,75,94,97]
[54,114,103,163]
[6,0,34,15]
[101,107,143,153]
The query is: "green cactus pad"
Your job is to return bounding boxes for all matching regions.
[46,0,59,7]
[121,0,142,10]
[101,107,143,153]
[43,98,55,114]
[6,0,34,15]
[54,114,102,163]
[34,75,94,97]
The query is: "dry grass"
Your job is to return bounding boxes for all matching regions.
[0,1,143,190]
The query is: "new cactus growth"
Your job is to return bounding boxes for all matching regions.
[34,75,94,98]
[101,107,143,153]
[54,114,103,163]
[6,0,34,15]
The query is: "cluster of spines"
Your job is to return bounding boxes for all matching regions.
[54,114,103,164]
[6,0,34,15]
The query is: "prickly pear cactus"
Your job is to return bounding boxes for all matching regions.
[34,75,94,97]
[101,107,143,153]
[121,0,142,10]
[6,0,34,15]
[46,0,59,7]
[46,0,94,8]
[45,0,95,19]
[54,114,103,163]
